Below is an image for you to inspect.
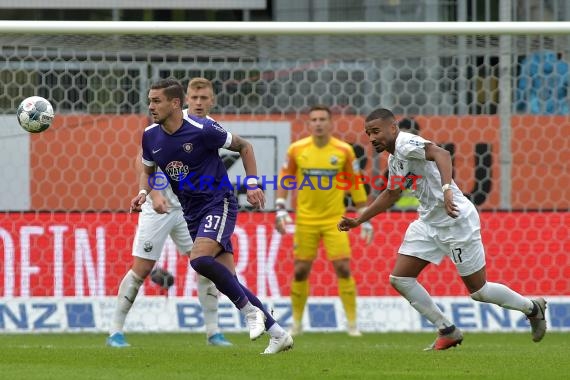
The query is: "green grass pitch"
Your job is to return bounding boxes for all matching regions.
[1,332,568,379]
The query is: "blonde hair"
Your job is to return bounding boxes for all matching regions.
[188,77,214,92]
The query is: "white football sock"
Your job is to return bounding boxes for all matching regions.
[268,322,286,338]
[470,282,534,314]
[197,275,220,337]
[239,301,257,314]
[390,275,453,330]
[109,269,144,335]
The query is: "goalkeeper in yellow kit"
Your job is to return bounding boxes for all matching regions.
[275,105,372,337]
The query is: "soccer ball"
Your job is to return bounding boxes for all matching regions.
[16,96,55,133]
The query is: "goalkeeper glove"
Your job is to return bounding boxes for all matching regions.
[357,207,373,244]
[360,221,374,245]
[275,198,292,233]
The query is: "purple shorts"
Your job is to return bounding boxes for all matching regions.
[185,195,237,254]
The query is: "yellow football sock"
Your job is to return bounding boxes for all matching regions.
[338,276,357,325]
[290,280,309,324]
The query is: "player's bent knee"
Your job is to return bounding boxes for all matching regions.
[333,263,351,278]
[293,262,312,281]
[470,282,489,302]
[389,275,417,293]
[294,273,308,282]
[190,256,215,278]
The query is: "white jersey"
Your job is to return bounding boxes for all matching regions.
[388,131,472,227]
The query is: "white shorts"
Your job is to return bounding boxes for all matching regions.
[132,208,193,261]
[399,205,486,276]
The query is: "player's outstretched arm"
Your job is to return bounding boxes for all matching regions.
[424,143,459,218]
[338,189,401,232]
[424,143,453,186]
[227,133,265,209]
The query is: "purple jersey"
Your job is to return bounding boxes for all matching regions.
[141,114,238,251]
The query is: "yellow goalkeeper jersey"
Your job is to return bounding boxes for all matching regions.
[280,136,367,225]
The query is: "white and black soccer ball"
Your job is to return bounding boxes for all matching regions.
[16,96,55,133]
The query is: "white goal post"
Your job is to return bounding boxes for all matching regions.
[1,20,570,35]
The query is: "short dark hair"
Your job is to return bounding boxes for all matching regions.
[365,108,395,123]
[150,78,185,106]
[309,104,332,117]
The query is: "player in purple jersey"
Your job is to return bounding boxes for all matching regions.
[107,78,232,348]
[130,78,293,354]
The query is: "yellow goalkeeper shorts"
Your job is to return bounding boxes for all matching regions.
[293,222,351,261]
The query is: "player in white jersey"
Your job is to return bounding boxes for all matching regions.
[338,108,547,350]
[107,78,232,347]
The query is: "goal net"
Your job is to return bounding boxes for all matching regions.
[0,22,568,333]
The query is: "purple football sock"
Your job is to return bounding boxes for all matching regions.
[190,256,248,308]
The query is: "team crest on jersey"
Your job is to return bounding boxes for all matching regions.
[165,160,190,181]
[183,143,193,153]
[408,138,422,147]
[143,241,153,252]
[329,155,338,165]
